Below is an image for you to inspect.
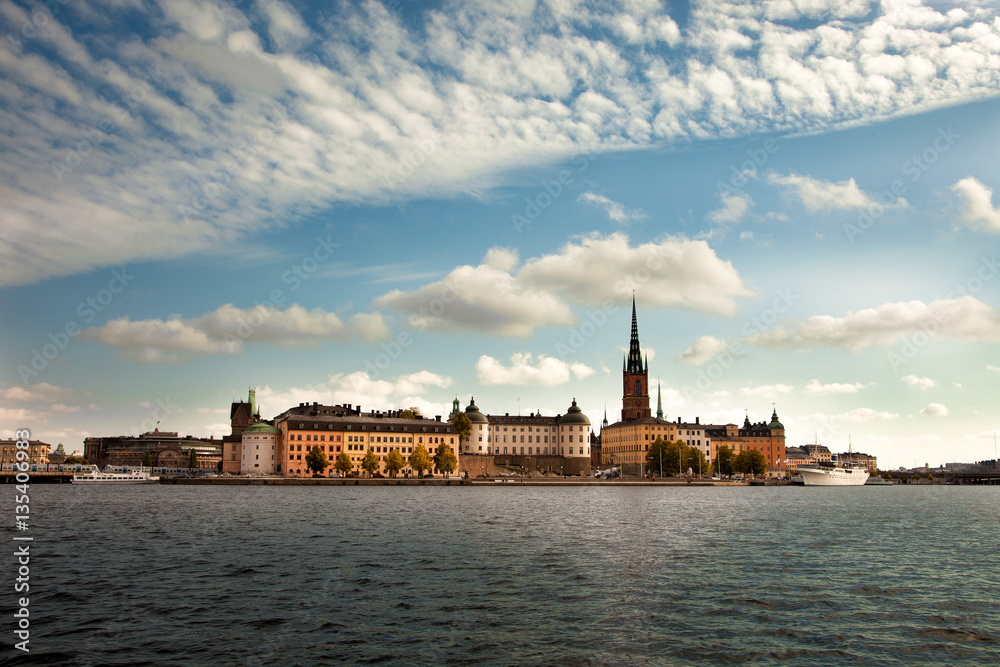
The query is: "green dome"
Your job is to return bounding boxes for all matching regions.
[768,409,784,431]
[243,422,279,434]
[559,398,590,425]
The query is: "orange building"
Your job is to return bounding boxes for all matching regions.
[274,403,459,477]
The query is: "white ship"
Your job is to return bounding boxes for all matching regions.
[71,465,159,484]
[797,438,870,486]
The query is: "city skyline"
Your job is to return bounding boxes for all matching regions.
[3,0,1000,469]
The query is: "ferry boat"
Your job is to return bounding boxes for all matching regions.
[797,439,870,486]
[71,465,159,484]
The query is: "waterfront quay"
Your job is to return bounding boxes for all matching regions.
[156,475,744,486]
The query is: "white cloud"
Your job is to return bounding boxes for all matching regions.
[4,1,1000,286]
[82,304,389,362]
[740,383,794,397]
[707,192,752,223]
[805,407,901,423]
[952,177,1000,232]
[920,402,949,417]
[678,335,729,366]
[377,233,755,335]
[476,353,596,386]
[987,364,1000,372]
[0,383,78,404]
[804,379,867,394]
[902,374,937,389]
[741,297,1000,351]
[254,370,454,420]
[578,192,648,224]
[768,172,907,211]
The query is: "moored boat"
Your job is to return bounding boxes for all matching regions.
[71,465,159,484]
[798,437,870,486]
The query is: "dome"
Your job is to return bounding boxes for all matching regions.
[559,398,590,425]
[243,422,279,435]
[464,397,488,424]
[768,408,784,431]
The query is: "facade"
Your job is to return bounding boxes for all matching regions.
[836,450,877,473]
[84,430,220,468]
[241,422,279,474]
[273,402,459,477]
[0,440,51,467]
[222,389,259,474]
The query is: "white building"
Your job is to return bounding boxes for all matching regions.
[240,422,279,474]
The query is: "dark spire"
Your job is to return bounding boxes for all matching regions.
[627,295,643,375]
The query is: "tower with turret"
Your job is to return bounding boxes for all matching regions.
[621,296,651,421]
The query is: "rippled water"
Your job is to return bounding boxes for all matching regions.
[1,484,998,666]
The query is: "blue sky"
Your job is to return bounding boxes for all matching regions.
[2,0,999,469]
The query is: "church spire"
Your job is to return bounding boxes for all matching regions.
[656,377,663,419]
[626,294,643,375]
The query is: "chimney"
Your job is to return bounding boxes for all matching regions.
[696,417,700,425]
[435,416,441,422]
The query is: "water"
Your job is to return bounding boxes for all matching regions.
[1,484,997,666]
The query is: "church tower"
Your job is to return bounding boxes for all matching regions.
[621,297,651,421]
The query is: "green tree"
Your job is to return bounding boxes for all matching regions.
[734,449,767,476]
[409,444,432,477]
[645,439,688,476]
[434,442,458,478]
[305,445,330,475]
[334,451,352,476]
[384,449,405,477]
[64,455,88,464]
[683,446,709,477]
[449,412,472,443]
[361,448,380,477]
[645,437,671,476]
[188,448,198,469]
[142,449,153,468]
[399,409,417,419]
[713,445,735,476]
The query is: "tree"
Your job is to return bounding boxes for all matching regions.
[142,449,153,468]
[64,455,88,464]
[409,444,432,477]
[399,409,417,419]
[305,445,330,475]
[713,445,735,476]
[645,439,688,477]
[384,449,405,477]
[361,448,380,477]
[434,442,458,478]
[645,438,670,476]
[335,451,352,477]
[734,449,767,477]
[684,447,708,477]
[188,448,198,469]
[449,412,472,443]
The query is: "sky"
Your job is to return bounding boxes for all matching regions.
[2,0,999,470]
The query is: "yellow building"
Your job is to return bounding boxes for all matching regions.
[274,402,459,477]
[0,439,51,467]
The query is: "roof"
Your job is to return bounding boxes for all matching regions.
[559,398,590,425]
[243,422,279,435]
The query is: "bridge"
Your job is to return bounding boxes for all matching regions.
[948,471,1000,485]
